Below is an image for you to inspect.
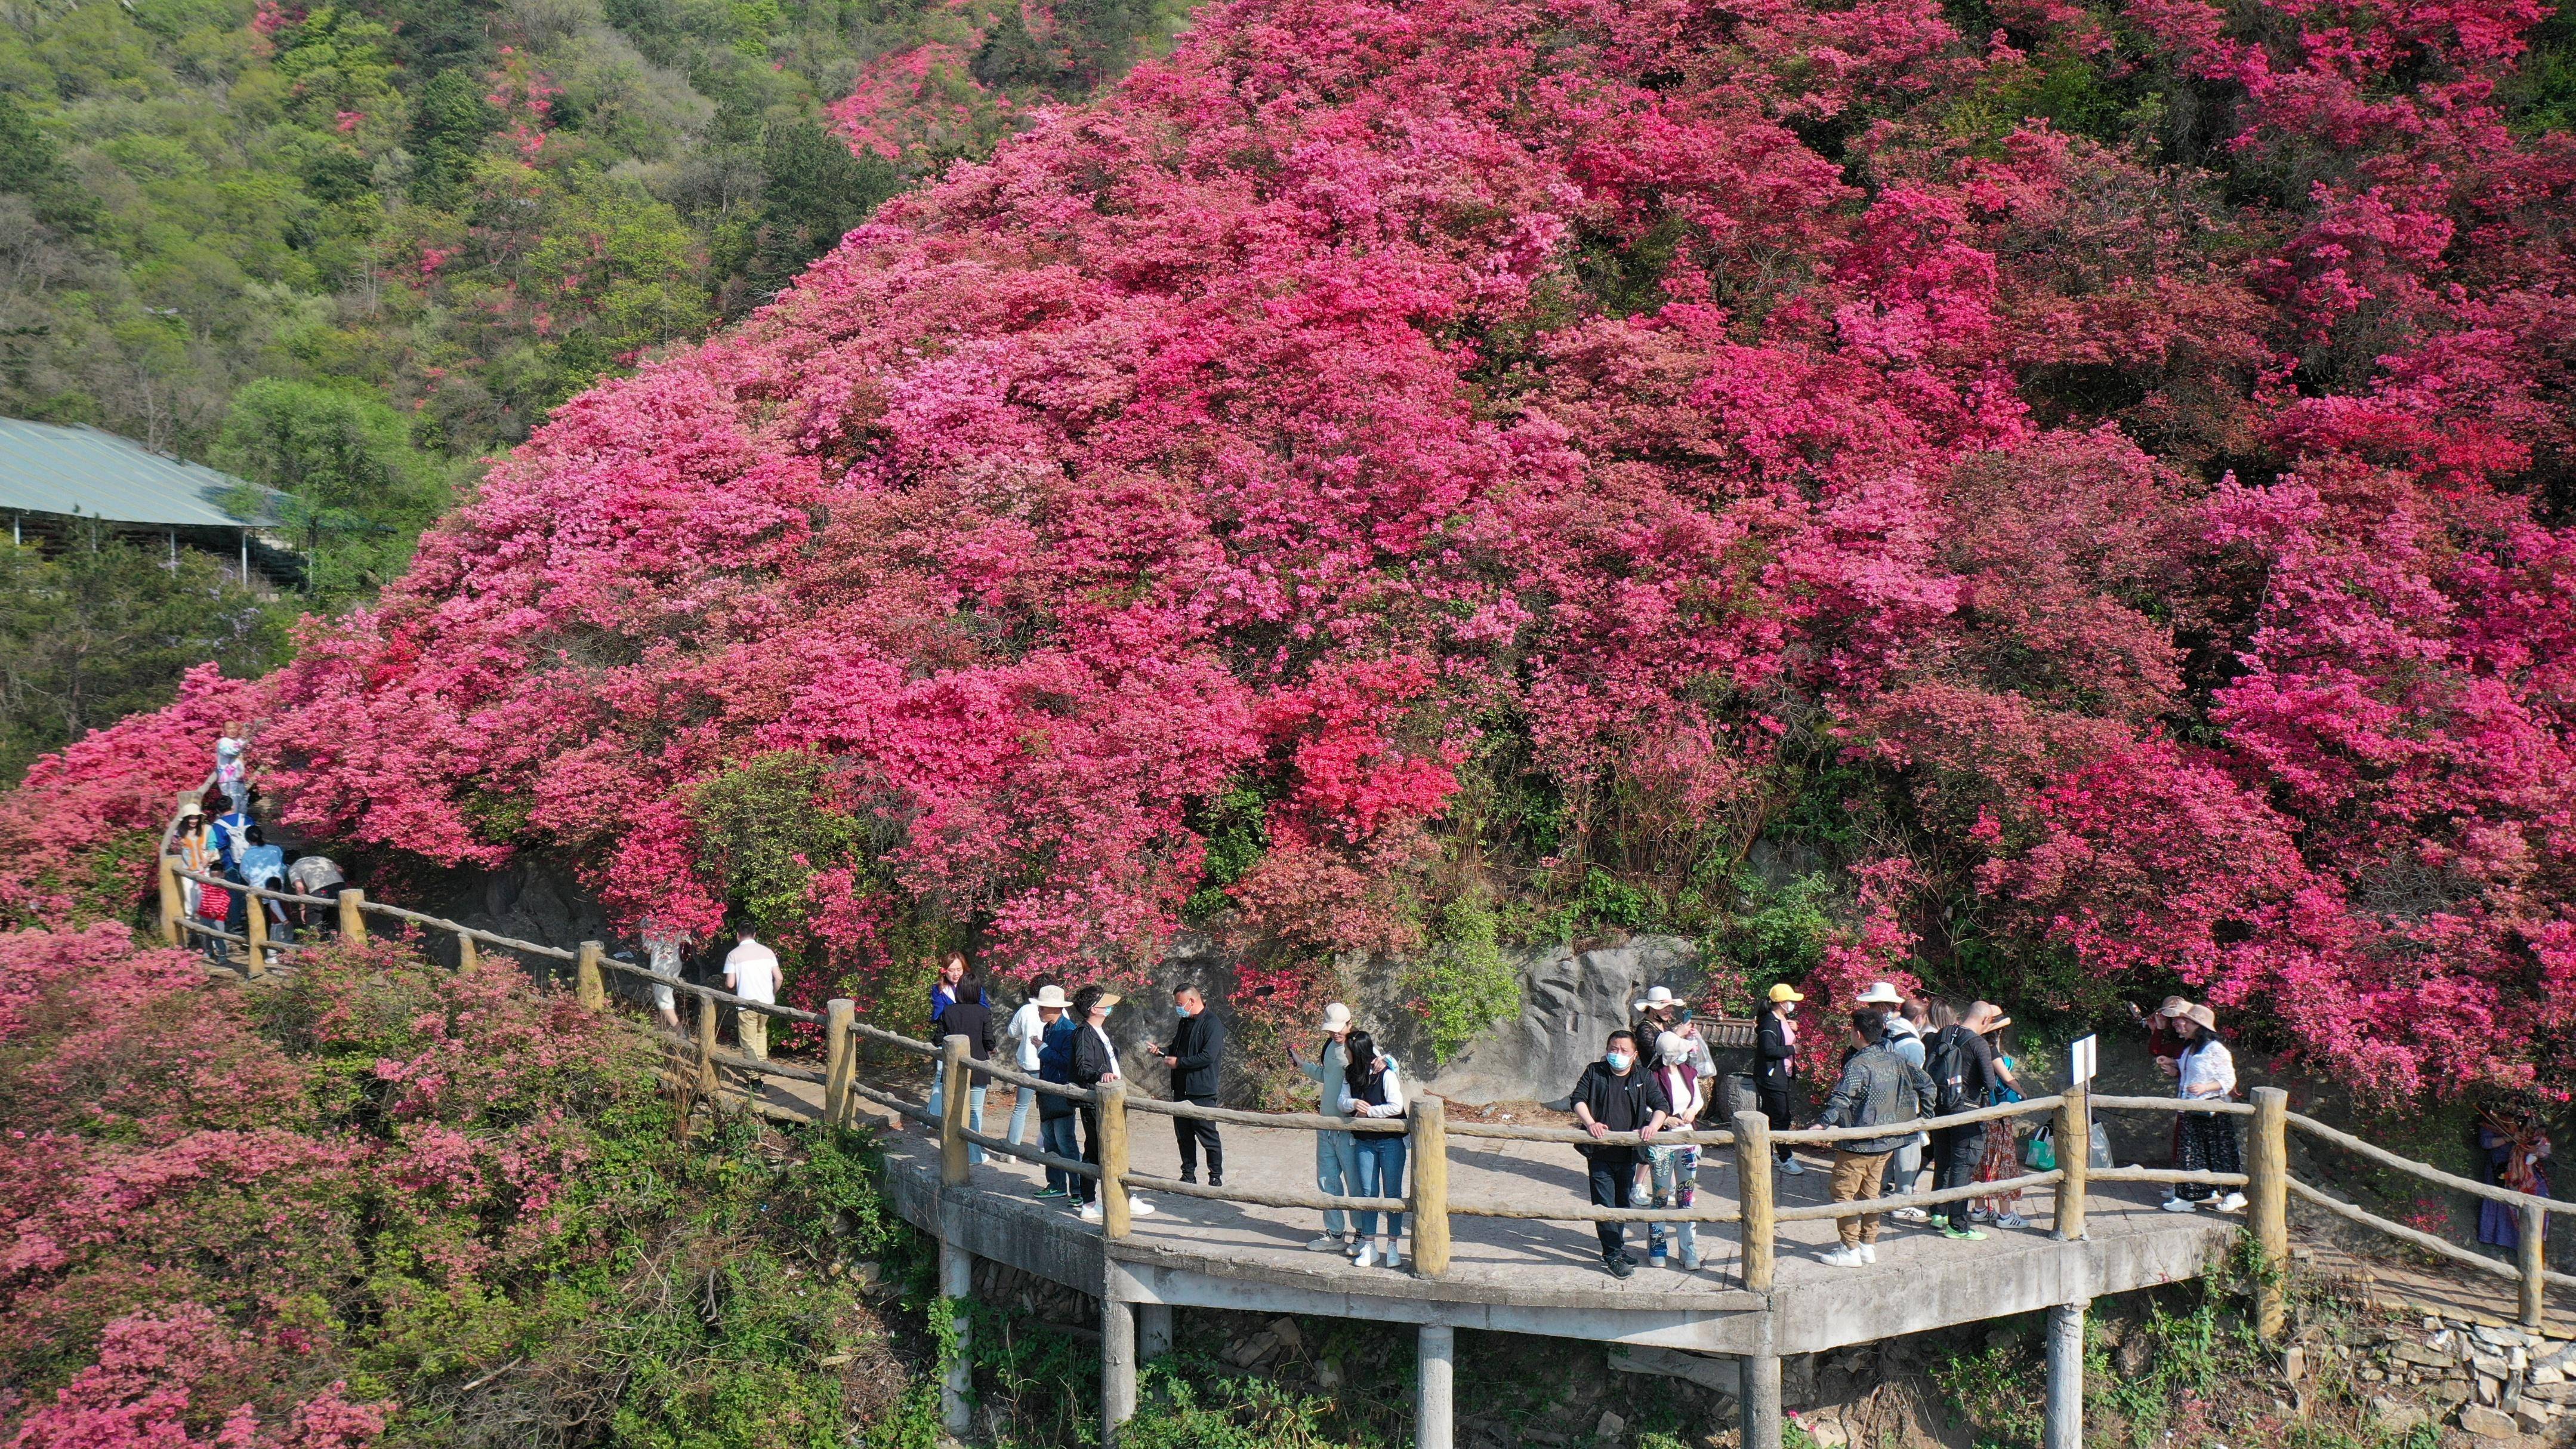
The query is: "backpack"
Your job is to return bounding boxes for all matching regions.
[1924,1025,1974,1116]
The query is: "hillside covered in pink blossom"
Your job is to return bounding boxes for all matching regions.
[10,0,2576,1102]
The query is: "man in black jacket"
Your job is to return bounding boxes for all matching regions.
[1152,985,1226,1186]
[1569,1030,1672,1277]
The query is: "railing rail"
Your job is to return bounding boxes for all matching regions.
[155,789,2556,1327]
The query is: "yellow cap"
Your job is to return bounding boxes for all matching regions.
[1768,983,1805,1003]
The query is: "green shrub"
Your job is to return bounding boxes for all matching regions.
[1407,891,1523,1065]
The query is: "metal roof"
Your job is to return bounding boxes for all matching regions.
[0,418,284,529]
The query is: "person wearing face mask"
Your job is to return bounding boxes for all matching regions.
[1150,984,1227,1187]
[1757,983,1807,1174]
[1291,1003,1362,1253]
[1569,1030,1672,1278]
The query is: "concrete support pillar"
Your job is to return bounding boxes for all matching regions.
[1739,1352,1782,1449]
[1417,1324,1457,1449]
[939,1239,973,1435]
[2046,1300,2087,1449]
[1101,1296,1137,1443]
[1137,1303,1173,1361]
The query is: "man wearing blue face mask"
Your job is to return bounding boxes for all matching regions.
[1152,984,1227,1186]
[1569,1029,1672,1278]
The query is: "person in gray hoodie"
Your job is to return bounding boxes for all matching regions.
[1291,1003,1361,1253]
[1813,1010,1936,1267]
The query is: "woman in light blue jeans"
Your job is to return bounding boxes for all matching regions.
[1295,1007,1361,1250]
[1337,1031,1411,1270]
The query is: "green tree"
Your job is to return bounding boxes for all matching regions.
[406,69,501,207]
[0,532,289,785]
[714,118,902,313]
[215,380,451,605]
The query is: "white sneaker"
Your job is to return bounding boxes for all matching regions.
[2160,1197,2200,1213]
[1307,1234,1349,1253]
[1383,1243,1403,1271]
[1080,1202,1104,1222]
[1893,1207,1932,1224]
[1819,1246,1865,1268]
[1779,1158,1807,1176]
[1130,1197,1155,1217]
[1858,1244,1878,1264]
[2219,1192,2248,1213]
[1996,1212,2029,1229]
[1681,1248,1704,1271]
[1353,1243,1379,1268]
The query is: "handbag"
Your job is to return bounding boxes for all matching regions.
[2022,1124,2057,1171]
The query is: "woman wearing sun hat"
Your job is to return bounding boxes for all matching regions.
[1757,982,1806,1172]
[1291,1003,1365,1253]
[2164,1004,2247,1213]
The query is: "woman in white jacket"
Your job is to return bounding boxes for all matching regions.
[1337,1031,1409,1270]
[1002,975,1058,1147]
[2164,1004,2248,1213]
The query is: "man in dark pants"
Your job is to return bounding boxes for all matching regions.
[1152,984,1227,1186]
[1923,1001,1997,1241]
[1756,982,1807,1174]
[1569,1029,1673,1278]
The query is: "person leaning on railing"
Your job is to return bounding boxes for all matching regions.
[1569,1029,1673,1280]
[1813,1010,1937,1268]
[1031,986,1082,1201]
[1068,986,1154,1225]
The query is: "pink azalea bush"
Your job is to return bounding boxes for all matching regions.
[11,0,2576,1102]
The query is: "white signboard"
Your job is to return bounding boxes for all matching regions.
[2069,1033,2098,1087]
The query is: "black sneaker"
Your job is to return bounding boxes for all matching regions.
[1605,1254,1636,1279]
[1209,1176,1223,1188]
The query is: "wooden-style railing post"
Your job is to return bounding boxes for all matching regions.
[1733,1109,1775,1291]
[456,931,479,972]
[2247,1086,2290,1340]
[695,991,721,1096]
[337,888,366,944]
[2521,1206,2547,1330]
[940,1034,973,1187]
[2054,1084,2090,1243]
[574,940,605,1010]
[158,854,182,947]
[1099,1082,1132,1240]
[243,887,269,977]
[824,999,855,1127]
[1411,1095,1451,1278]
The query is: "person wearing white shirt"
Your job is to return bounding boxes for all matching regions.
[723,928,782,1060]
[2164,1004,2247,1213]
[1003,975,1059,1147]
[1334,1031,1409,1269]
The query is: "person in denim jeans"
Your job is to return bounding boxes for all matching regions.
[1031,986,1081,1198]
[1335,1031,1409,1270]
[1292,1003,1361,1253]
[1644,1031,1705,1270]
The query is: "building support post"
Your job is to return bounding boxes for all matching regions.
[243,884,268,977]
[823,999,854,1127]
[158,853,182,947]
[575,940,605,1010]
[337,888,366,944]
[1411,1095,1451,1277]
[2247,1086,2290,1340]
[939,1237,973,1436]
[1102,1294,1137,1444]
[456,932,479,973]
[1739,1352,1782,1449]
[2054,1083,2090,1241]
[2520,1206,2547,1330]
[1733,1111,1776,1291]
[1417,1323,1457,1449]
[1137,1303,1173,1361]
[2046,1300,2087,1449]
